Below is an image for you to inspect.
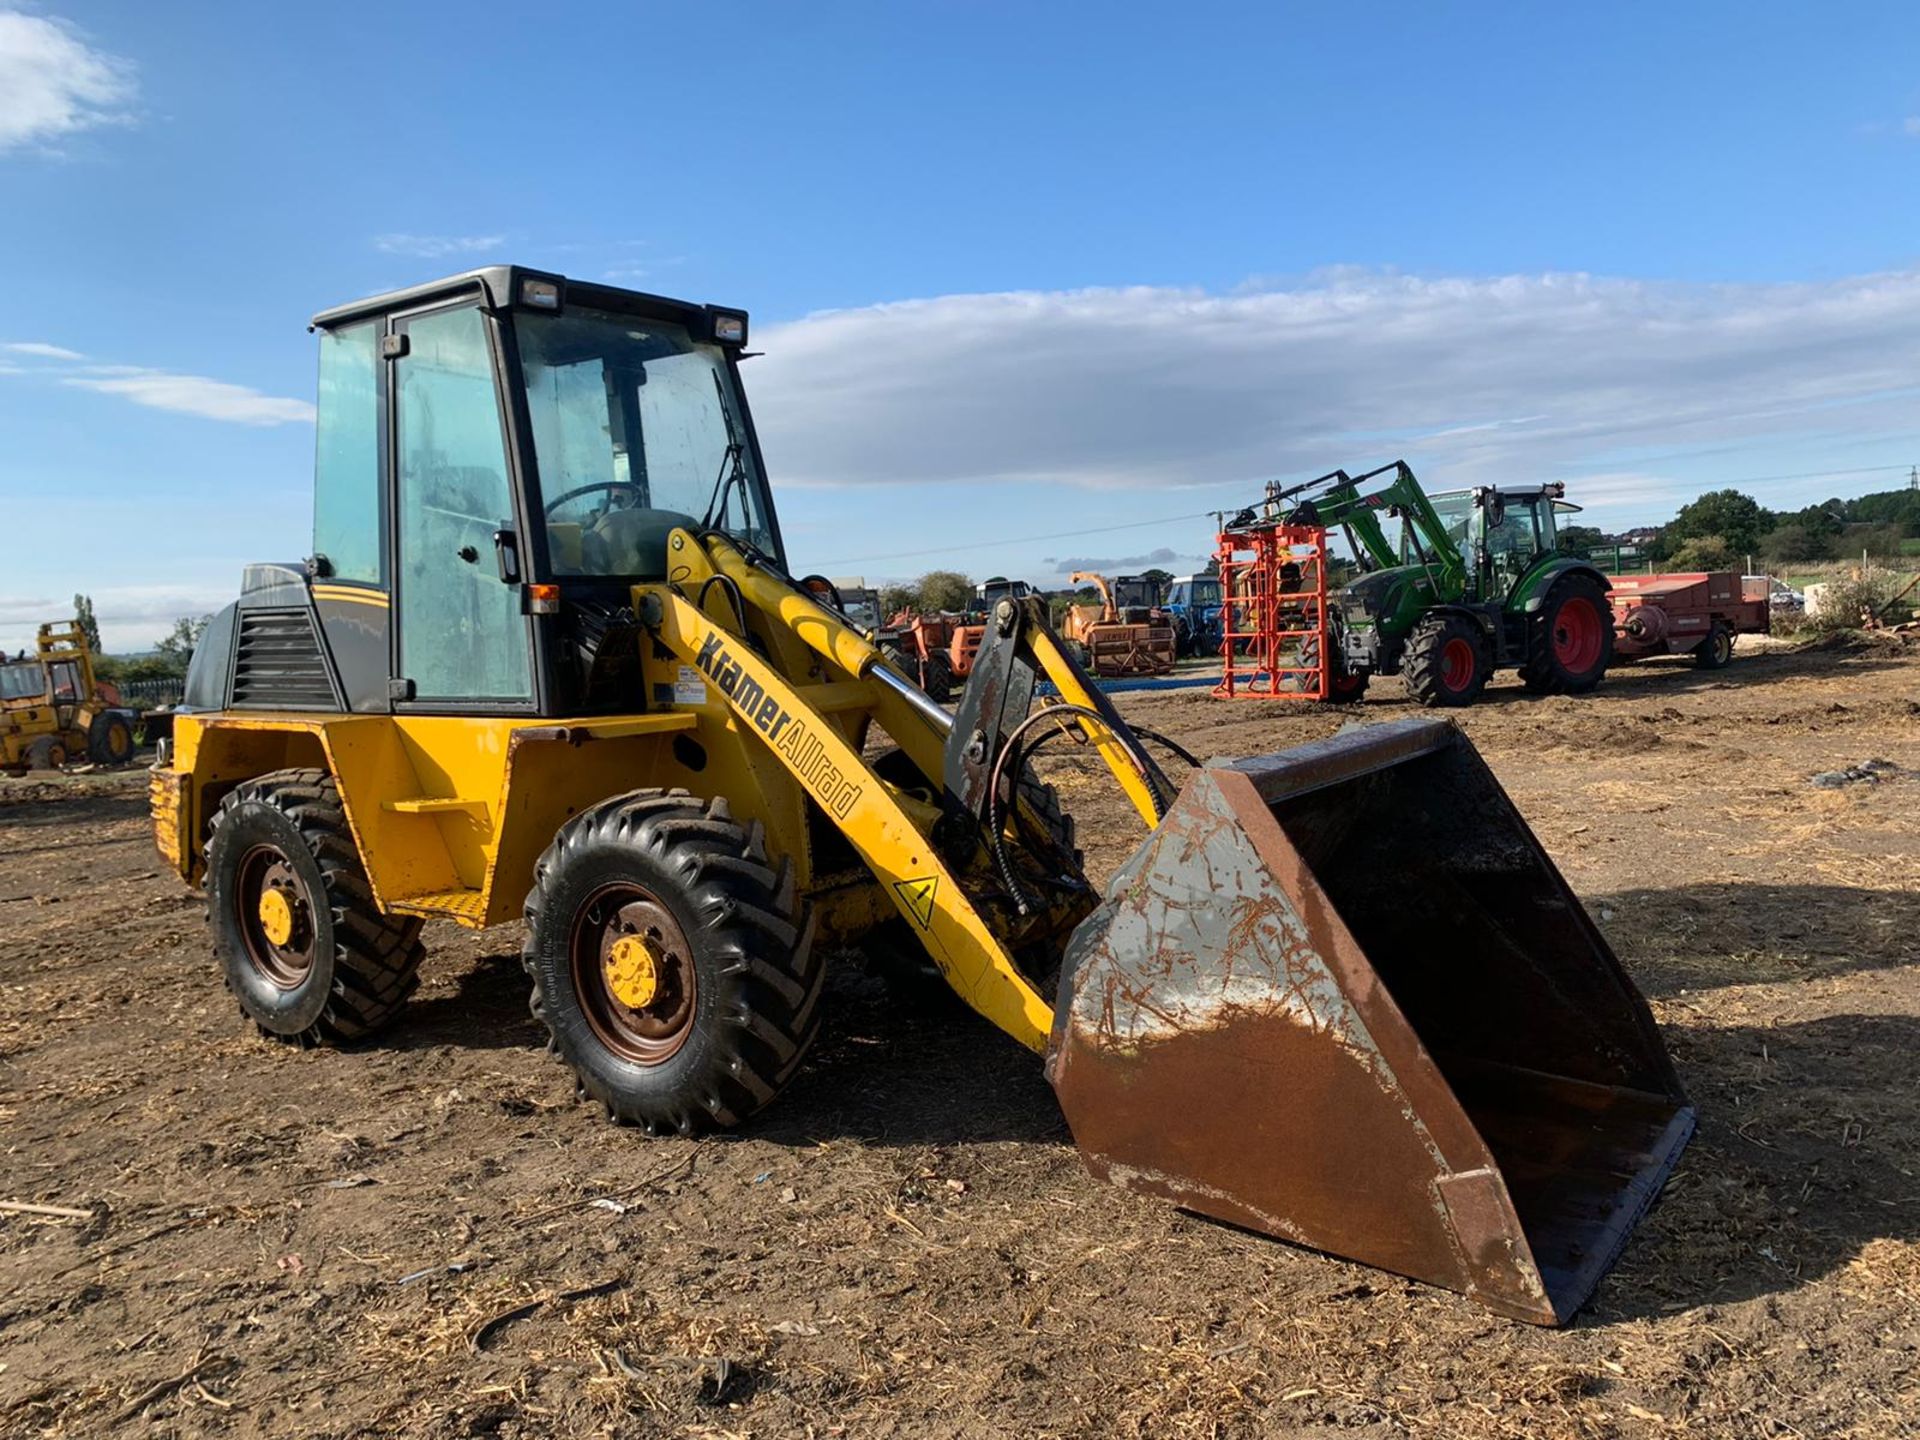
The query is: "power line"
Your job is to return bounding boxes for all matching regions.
[809,460,1918,570]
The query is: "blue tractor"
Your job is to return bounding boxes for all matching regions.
[1164,573,1224,658]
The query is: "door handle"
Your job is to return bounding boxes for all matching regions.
[493,529,521,584]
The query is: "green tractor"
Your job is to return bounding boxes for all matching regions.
[1264,461,1612,706]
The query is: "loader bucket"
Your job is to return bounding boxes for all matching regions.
[1046,717,1693,1325]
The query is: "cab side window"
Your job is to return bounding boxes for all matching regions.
[313,320,384,585]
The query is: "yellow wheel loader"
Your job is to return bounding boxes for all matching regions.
[2,621,139,775]
[151,267,1693,1324]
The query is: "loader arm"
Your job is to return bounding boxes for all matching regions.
[1287,460,1467,596]
[642,530,1167,1052]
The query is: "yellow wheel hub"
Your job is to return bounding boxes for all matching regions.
[258,888,296,947]
[605,935,661,1009]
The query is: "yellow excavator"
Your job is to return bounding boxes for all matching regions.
[151,267,1692,1325]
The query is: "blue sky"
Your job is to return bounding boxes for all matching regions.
[4,1,1919,649]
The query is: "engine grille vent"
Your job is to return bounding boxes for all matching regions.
[231,608,337,709]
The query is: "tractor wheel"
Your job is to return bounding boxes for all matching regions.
[24,737,66,771]
[1520,575,1613,694]
[1171,617,1194,658]
[523,790,823,1134]
[87,711,135,766]
[1693,621,1734,670]
[1324,665,1369,704]
[206,768,425,1044]
[1402,615,1490,708]
[921,652,955,704]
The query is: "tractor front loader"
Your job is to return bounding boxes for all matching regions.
[152,267,1691,1324]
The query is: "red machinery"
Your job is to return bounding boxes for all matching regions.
[1215,522,1354,700]
[1607,571,1770,669]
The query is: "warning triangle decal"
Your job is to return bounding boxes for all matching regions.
[894,875,938,929]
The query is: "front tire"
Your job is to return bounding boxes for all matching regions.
[25,737,66,770]
[523,790,823,1134]
[1402,615,1490,707]
[1520,575,1613,694]
[205,768,425,1044]
[88,711,135,765]
[1324,665,1369,704]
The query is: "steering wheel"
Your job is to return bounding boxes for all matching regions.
[543,481,633,517]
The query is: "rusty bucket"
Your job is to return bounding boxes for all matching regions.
[1046,718,1693,1325]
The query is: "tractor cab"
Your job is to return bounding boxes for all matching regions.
[1422,485,1570,603]
[188,267,775,719]
[1109,575,1164,619]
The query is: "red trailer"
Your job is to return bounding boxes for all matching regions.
[1607,571,1770,669]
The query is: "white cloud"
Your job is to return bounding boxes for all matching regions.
[373,233,505,259]
[63,369,315,425]
[747,269,1920,517]
[0,10,135,153]
[4,340,84,359]
[0,584,231,654]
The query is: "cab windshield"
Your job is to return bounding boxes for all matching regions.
[1428,491,1476,551]
[518,305,775,576]
[0,661,46,703]
[1187,579,1221,605]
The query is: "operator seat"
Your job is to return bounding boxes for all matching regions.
[582,508,700,577]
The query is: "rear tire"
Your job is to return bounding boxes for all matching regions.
[523,790,823,1134]
[1693,621,1734,670]
[1402,615,1490,708]
[205,768,425,1044]
[1520,575,1613,694]
[921,652,954,703]
[87,711,135,765]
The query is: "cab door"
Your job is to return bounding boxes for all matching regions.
[389,305,533,708]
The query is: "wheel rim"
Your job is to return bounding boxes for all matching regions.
[111,721,131,754]
[1715,630,1732,664]
[235,844,316,989]
[1440,637,1477,692]
[571,883,697,1065]
[1552,596,1605,672]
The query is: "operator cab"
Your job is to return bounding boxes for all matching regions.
[1166,575,1221,609]
[192,267,777,719]
[1424,485,1568,600]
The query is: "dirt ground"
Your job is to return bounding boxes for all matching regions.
[3,636,1917,1439]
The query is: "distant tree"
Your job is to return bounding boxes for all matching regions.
[1667,490,1772,556]
[1138,567,1174,588]
[1556,525,1606,558]
[98,653,178,683]
[914,571,973,613]
[1842,523,1908,560]
[1760,523,1831,565]
[877,583,915,618]
[1202,557,1220,576]
[73,594,102,653]
[1847,487,1920,532]
[1666,535,1735,571]
[153,614,212,677]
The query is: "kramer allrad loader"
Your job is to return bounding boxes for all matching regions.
[152,268,1692,1324]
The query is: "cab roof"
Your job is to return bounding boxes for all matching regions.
[309,264,748,348]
